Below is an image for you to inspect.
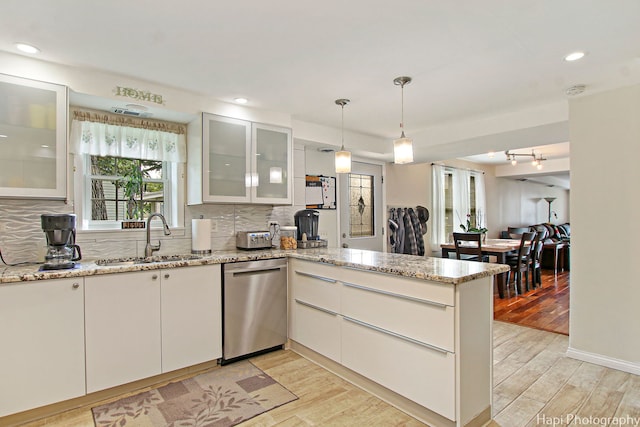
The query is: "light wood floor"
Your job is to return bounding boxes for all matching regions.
[12,322,640,427]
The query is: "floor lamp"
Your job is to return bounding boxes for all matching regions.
[544,197,556,223]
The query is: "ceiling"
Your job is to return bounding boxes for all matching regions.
[1,1,639,173]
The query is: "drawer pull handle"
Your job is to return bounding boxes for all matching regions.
[343,316,450,355]
[295,298,338,316]
[342,282,449,308]
[295,270,337,283]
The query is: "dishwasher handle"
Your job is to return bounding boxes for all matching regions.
[228,266,285,277]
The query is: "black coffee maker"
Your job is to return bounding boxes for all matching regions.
[41,213,82,270]
[294,209,320,240]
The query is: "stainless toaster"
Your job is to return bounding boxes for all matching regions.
[236,231,272,249]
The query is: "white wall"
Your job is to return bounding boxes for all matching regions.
[568,84,640,373]
[303,147,339,247]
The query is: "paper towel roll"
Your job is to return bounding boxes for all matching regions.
[191,219,212,254]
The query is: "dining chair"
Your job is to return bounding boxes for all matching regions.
[506,231,536,294]
[529,228,548,287]
[452,232,489,262]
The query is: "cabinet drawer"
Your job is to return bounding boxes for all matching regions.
[342,281,454,352]
[338,266,454,307]
[290,263,340,313]
[290,299,341,362]
[341,317,455,421]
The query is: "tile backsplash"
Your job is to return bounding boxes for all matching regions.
[0,200,303,264]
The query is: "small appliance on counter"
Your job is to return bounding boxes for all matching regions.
[294,209,327,248]
[235,231,272,250]
[41,213,82,270]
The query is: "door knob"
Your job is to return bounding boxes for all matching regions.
[164,274,170,279]
[342,243,348,248]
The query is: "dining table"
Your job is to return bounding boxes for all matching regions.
[441,238,522,298]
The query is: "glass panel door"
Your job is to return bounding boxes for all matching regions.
[252,123,291,204]
[202,114,251,202]
[0,74,67,198]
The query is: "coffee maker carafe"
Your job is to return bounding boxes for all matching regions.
[41,214,82,270]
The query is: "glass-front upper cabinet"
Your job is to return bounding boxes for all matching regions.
[0,74,68,199]
[252,123,292,204]
[188,113,292,205]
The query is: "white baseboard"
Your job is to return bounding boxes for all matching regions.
[566,347,640,375]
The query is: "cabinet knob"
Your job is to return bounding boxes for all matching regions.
[72,282,80,289]
[164,274,170,279]
[152,274,158,280]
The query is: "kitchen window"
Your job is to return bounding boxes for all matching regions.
[84,155,170,223]
[69,109,186,230]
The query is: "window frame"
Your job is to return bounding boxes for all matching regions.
[74,153,183,231]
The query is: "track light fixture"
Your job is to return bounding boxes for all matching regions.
[504,150,546,170]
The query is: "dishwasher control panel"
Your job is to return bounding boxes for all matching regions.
[236,231,272,249]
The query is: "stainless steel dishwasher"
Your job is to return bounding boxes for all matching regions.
[222,258,287,363]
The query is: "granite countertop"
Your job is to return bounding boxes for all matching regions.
[0,248,509,285]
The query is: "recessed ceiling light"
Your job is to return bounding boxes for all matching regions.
[0,134,8,138]
[15,43,40,54]
[234,97,248,104]
[41,144,49,148]
[564,51,585,62]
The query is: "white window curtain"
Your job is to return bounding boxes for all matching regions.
[70,120,186,162]
[431,164,447,247]
[473,171,487,228]
[431,165,487,249]
[452,168,471,229]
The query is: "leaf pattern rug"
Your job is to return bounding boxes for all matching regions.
[92,360,297,427]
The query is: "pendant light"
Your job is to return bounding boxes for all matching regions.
[393,76,414,164]
[334,98,352,173]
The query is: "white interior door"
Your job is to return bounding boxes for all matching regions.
[339,161,383,251]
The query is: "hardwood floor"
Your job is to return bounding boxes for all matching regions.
[494,268,570,335]
[12,321,640,427]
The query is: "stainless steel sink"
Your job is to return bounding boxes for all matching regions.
[95,254,202,267]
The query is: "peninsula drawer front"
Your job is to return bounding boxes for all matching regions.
[341,317,455,421]
[291,269,340,313]
[341,282,455,352]
[290,299,341,362]
[337,265,454,307]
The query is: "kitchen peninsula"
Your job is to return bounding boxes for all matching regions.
[0,248,508,427]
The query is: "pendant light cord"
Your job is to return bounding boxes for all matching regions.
[341,103,345,150]
[400,82,405,137]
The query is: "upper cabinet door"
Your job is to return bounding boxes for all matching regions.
[202,113,252,203]
[188,113,292,205]
[0,74,68,199]
[252,123,292,204]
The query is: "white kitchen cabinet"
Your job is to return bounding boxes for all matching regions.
[0,278,85,417]
[288,258,493,427]
[161,264,222,372]
[85,265,222,393]
[0,73,67,199]
[341,316,456,420]
[187,113,292,205]
[85,271,162,393]
[289,263,342,362]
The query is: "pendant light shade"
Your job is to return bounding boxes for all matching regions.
[393,134,413,164]
[334,98,352,174]
[393,76,414,164]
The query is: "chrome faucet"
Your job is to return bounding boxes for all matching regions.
[145,213,171,257]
